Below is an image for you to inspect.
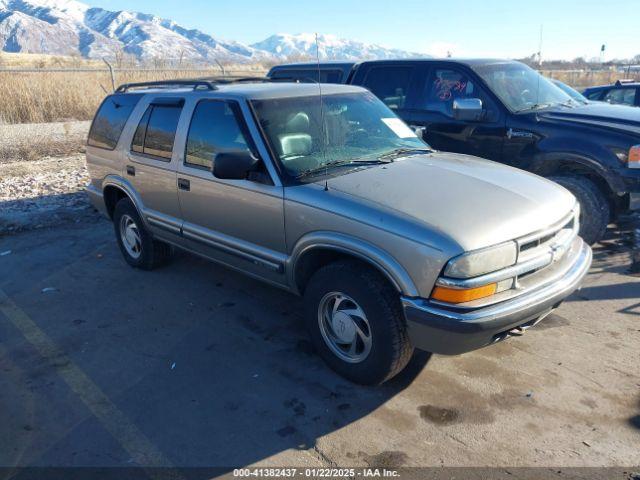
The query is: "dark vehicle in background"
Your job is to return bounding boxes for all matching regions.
[551,78,589,103]
[268,59,640,244]
[583,80,640,107]
[268,61,354,84]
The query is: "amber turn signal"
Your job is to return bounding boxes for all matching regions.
[431,283,497,304]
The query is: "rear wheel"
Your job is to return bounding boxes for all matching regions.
[303,260,414,385]
[113,198,172,270]
[549,175,610,245]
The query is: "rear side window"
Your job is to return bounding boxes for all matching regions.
[185,100,252,169]
[88,94,143,150]
[131,101,183,160]
[602,88,636,106]
[360,66,415,110]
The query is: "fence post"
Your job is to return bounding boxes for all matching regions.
[214,59,226,77]
[103,58,116,92]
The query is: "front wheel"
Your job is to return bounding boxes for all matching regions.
[549,175,610,245]
[303,261,414,385]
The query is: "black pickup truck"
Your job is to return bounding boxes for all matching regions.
[268,59,640,244]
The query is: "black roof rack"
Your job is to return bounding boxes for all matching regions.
[115,79,217,93]
[115,76,283,93]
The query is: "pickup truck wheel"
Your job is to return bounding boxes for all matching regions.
[549,175,610,245]
[113,198,172,270]
[304,261,414,385]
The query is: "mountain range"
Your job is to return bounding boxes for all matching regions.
[0,0,423,63]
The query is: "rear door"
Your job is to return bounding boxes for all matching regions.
[409,64,507,161]
[125,97,185,240]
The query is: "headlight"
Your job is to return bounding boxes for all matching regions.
[444,241,517,279]
[629,145,640,168]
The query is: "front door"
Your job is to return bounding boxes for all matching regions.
[407,66,507,161]
[175,99,287,285]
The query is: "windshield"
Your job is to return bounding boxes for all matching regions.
[552,79,588,103]
[472,62,575,112]
[251,91,429,181]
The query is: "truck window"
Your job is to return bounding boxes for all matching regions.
[585,90,604,100]
[131,103,183,160]
[360,66,415,110]
[185,100,251,170]
[271,68,343,83]
[88,94,143,150]
[423,69,491,118]
[602,88,636,106]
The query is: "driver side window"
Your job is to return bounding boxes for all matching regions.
[185,100,251,169]
[423,69,492,119]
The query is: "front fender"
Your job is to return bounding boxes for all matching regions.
[287,231,420,297]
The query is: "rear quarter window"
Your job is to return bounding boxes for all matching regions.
[88,94,143,150]
[360,66,416,110]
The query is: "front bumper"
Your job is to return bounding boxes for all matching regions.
[401,240,592,355]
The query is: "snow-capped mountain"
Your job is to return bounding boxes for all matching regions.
[251,33,422,61]
[0,0,422,63]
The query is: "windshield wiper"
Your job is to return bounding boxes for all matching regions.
[295,158,393,179]
[377,147,432,160]
[514,102,553,113]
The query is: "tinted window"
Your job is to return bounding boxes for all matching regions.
[271,68,343,83]
[361,66,415,110]
[586,90,604,100]
[185,101,250,169]
[424,69,490,117]
[88,94,143,150]
[131,103,182,160]
[131,107,150,153]
[602,88,636,105]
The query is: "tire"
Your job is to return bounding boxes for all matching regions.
[549,175,610,245]
[113,197,172,270]
[303,260,414,385]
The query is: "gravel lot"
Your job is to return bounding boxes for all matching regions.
[0,120,89,163]
[0,120,96,234]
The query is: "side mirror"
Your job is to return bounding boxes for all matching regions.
[411,125,427,139]
[452,98,484,121]
[213,151,259,180]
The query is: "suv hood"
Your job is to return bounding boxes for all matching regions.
[319,152,575,252]
[539,102,640,136]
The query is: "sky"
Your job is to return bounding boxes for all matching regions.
[86,0,639,61]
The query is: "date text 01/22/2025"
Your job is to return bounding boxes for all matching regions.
[232,468,400,477]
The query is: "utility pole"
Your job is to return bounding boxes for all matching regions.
[537,24,543,67]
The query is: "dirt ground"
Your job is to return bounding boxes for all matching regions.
[0,212,639,477]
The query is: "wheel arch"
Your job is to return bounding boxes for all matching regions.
[102,176,145,222]
[288,232,420,297]
[528,152,622,213]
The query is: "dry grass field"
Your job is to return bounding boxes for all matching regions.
[0,67,267,124]
[0,52,637,125]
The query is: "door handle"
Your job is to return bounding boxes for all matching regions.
[126,165,135,176]
[177,178,190,191]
